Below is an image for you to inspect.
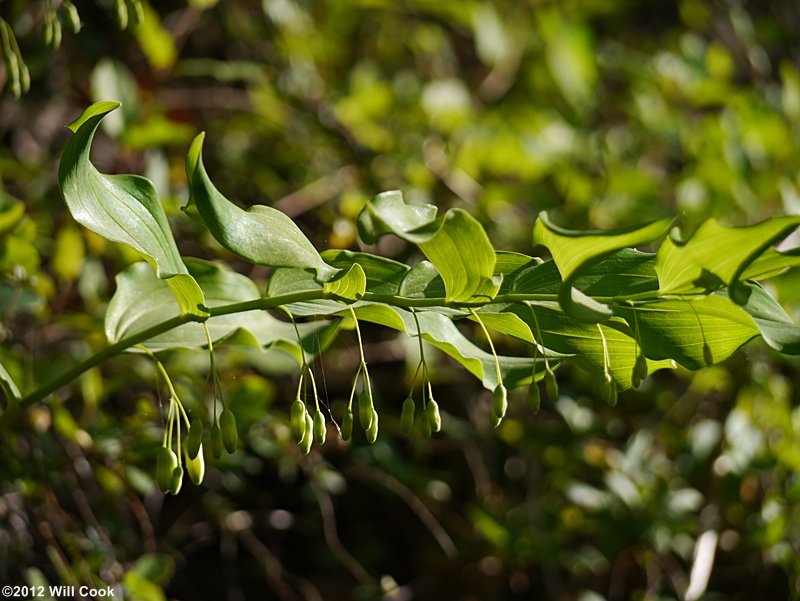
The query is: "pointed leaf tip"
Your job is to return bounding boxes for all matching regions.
[66,101,122,133]
[184,130,335,280]
[186,131,206,182]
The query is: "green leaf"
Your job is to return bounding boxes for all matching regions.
[398,261,445,298]
[321,249,409,295]
[655,217,800,297]
[740,247,800,281]
[495,251,541,295]
[511,249,658,298]
[0,360,21,405]
[322,263,366,300]
[739,283,800,354]
[357,190,501,302]
[533,213,671,322]
[185,133,336,281]
[106,260,322,353]
[266,268,321,297]
[476,303,674,389]
[615,295,759,370]
[357,190,438,244]
[58,101,206,317]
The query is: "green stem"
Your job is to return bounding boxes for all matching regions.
[526,302,551,371]
[138,345,191,428]
[5,283,682,421]
[202,322,223,419]
[347,363,363,411]
[470,309,503,387]
[348,306,373,400]
[16,313,191,406]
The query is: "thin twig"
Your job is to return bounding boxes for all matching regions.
[346,464,458,559]
[303,458,374,584]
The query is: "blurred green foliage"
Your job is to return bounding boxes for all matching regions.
[1,0,800,599]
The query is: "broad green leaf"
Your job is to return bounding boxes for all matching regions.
[321,250,409,295]
[398,261,445,298]
[357,190,438,244]
[106,260,323,353]
[511,249,658,298]
[266,268,320,297]
[740,247,800,281]
[476,303,674,389]
[655,217,800,297]
[739,283,800,354]
[495,251,541,294]
[322,263,366,300]
[58,101,205,317]
[357,190,501,302]
[533,213,671,322]
[185,133,336,281]
[533,214,671,283]
[418,210,501,302]
[615,295,759,370]
[0,360,20,405]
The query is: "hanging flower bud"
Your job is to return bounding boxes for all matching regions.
[219,409,238,454]
[210,423,223,459]
[156,447,177,493]
[400,397,415,435]
[186,417,203,460]
[290,398,306,443]
[602,372,617,406]
[527,382,541,414]
[366,409,379,443]
[341,409,354,441]
[358,389,373,431]
[492,384,507,421]
[420,415,431,439]
[426,399,442,433]
[185,445,205,485]
[313,410,326,445]
[169,465,183,495]
[544,368,559,401]
[300,412,314,455]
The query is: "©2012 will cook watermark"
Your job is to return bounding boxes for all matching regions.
[2,585,117,598]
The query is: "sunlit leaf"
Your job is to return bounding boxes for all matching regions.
[615,295,759,370]
[322,250,408,295]
[739,282,800,354]
[399,261,445,298]
[533,214,671,322]
[0,361,20,405]
[656,217,800,297]
[322,262,366,300]
[106,260,323,353]
[358,190,501,302]
[476,303,674,389]
[185,133,336,281]
[58,101,206,316]
[511,249,658,298]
